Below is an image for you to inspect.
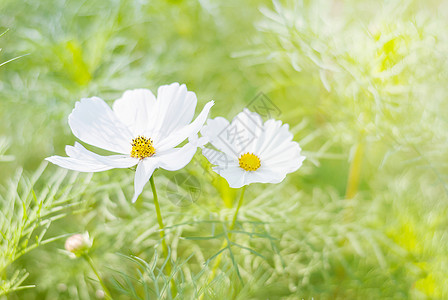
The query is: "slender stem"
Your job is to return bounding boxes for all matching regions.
[149,175,177,297]
[208,186,246,287]
[219,178,234,208]
[83,255,112,300]
[228,186,246,239]
[150,176,168,253]
[345,142,364,199]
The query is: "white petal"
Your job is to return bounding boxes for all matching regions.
[206,109,263,156]
[46,155,113,172]
[189,134,208,148]
[46,142,138,172]
[157,141,197,171]
[156,100,214,151]
[132,159,159,203]
[68,97,133,154]
[112,89,157,136]
[202,148,238,168]
[200,117,236,156]
[256,120,293,157]
[240,119,301,177]
[262,141,306,174]
[151,83,198,140]
[232,109,263,154]
[201,148,245,187]
[71,142,139,168]
[243,167,285,185]
[215,165,247,189]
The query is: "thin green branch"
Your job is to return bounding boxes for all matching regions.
[206,186,247,292]
[83,255,112,300]
[149,175,177,298]
[345,142,364,200]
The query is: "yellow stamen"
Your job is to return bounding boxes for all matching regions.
[131,136,155,159]
[238,152,261,171]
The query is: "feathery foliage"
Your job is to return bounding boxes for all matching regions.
[1,0,447,299]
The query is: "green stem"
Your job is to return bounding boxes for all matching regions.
[149,175,177,297]
[345,142,364,199]
[228,186,246,240]
[150,176,168,254]
[83,255,112,300]
[208,186,246,286]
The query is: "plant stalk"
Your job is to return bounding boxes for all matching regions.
[208,186,246,286]
[149,175,177,297]
[83,255,112,300]
[345,142,364,199]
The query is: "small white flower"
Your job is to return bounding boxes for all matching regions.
[200,109,305,188]
[46,83,214,202]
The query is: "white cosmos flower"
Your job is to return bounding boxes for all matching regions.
[200,109,305,188]
[46,83,214,202]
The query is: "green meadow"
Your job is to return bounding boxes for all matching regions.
[1,0,447,299]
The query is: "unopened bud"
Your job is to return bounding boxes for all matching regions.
[65,232,92,258]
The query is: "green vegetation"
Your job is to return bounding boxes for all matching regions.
[1,0,447,299]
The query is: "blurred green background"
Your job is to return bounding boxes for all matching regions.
[1,0,448,299]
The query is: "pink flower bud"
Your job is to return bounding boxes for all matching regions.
[64,233,92,257]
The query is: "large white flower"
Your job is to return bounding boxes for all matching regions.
[200,109,305,188]
[46,83,214,202]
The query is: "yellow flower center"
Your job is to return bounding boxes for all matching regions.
[131,136,155,159]
[238,152,261,171]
